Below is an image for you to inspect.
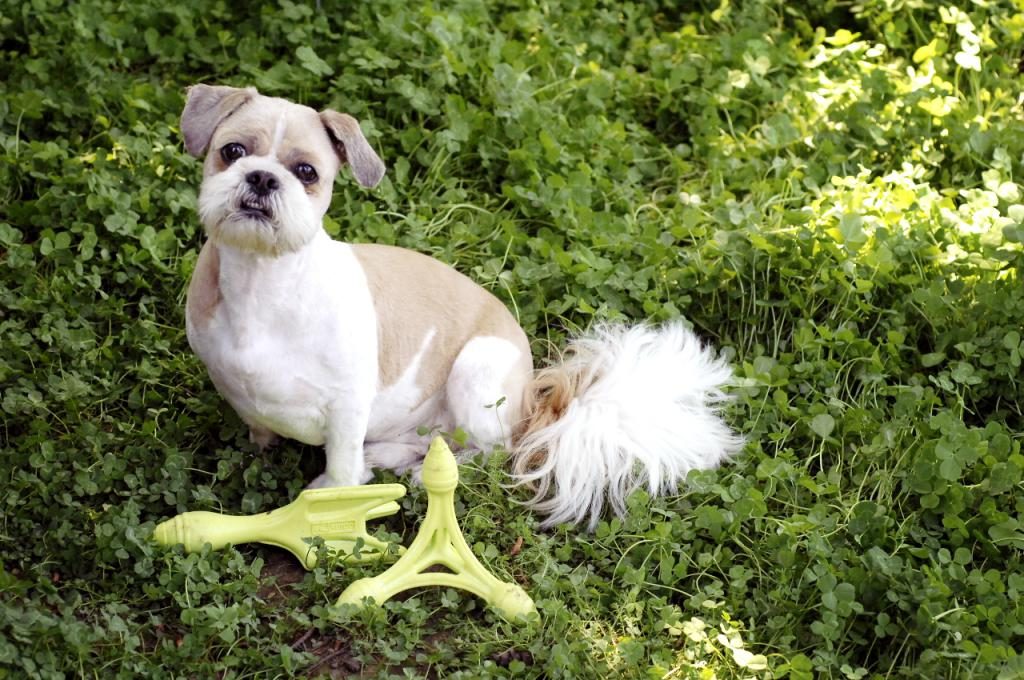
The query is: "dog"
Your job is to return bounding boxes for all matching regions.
[180,84,742,529]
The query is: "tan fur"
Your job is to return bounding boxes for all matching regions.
[351,243,532,404]
[511,362,577,475]
[186,240,221,332]
[320,111,387,188]
[511,338,615,476]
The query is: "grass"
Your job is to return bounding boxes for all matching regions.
[2,0,1024,677]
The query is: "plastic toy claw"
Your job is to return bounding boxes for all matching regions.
[337,437,537,621]
[153,484,406,568]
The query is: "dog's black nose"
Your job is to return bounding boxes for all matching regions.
[245,170,280,196]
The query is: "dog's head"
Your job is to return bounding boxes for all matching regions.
[181,84,385,255]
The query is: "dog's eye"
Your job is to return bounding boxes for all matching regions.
[293,163,318,185]
[220,143,247,164]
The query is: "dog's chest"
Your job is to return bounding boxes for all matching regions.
[209,313,320,394]
[214,328,331,438]
[186,241,378,442]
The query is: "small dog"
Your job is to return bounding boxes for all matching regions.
[181,84,741,529]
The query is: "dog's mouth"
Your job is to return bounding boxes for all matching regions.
[237,198,273,221]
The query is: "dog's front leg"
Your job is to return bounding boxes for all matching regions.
[310,404,373,488]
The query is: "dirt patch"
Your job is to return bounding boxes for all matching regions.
[293,630,363,677]
[256,548,307,604]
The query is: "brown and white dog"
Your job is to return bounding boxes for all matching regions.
[181,84,741,529]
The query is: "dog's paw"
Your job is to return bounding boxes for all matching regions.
[306,472,342,489]
[248,425,280,451]
[307,469,373,489]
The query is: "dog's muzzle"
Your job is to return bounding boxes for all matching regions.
[238,196,273,220]
[237,170,278,220]
[246,170,279,196]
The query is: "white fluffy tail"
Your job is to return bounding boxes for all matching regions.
[511,322,742,530]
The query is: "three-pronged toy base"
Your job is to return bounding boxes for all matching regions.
[336,437,537,622]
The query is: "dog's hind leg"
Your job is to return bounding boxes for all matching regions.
[444,335,532,454]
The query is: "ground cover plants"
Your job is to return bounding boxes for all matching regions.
[2,0,1023,677]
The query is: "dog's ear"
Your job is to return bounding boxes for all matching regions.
[181,84,256,157]
[319,110,386,188]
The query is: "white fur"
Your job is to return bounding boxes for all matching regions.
[271,114,287,153]
[446,335,525,450]
[197,155,321,256]
[511,323,743,530]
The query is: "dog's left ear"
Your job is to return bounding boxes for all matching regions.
[320,111,386,189]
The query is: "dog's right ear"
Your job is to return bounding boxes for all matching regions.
[181,84,257,157]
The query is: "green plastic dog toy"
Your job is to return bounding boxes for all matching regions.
[153,484,406,568]
[337,437,537,622]
[153,437,536,621]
